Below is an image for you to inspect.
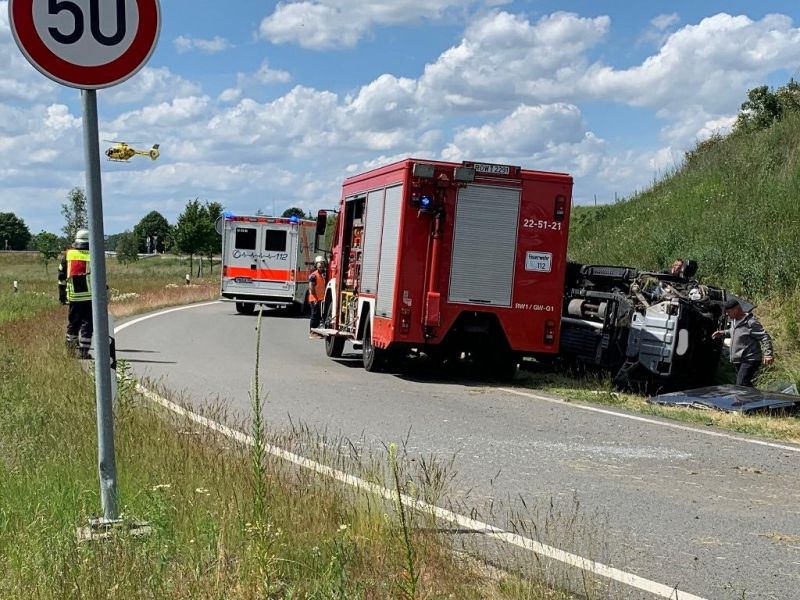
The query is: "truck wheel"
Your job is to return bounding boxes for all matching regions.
[492,353,519,381]
[325,335,345,358]
[235,302,255,315]
[362,322,386,372]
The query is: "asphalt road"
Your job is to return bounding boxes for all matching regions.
[117,302,800,600]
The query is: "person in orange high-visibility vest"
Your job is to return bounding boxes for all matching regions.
[58,229,93,359]
[308,256,327,339]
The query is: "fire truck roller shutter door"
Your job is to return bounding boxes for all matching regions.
[449,185,520,307]
[376,185,403,318]
[361,189,386,294]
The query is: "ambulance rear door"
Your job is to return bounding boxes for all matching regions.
[221,219,294,303]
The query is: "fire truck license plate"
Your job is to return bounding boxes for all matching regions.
[473,163,510,175]
[525,251,552,272]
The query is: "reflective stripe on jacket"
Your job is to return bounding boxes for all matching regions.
[63,248,92,302]
[308,269,326,303]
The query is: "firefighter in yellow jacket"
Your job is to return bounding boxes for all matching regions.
[58,229,93,358]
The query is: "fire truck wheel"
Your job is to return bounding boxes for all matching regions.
[235,302,255,315]
[362,322,386,372]
[325,334,345,358]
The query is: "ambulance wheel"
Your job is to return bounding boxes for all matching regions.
[325,335,345,358]
[235,302,255,315]
[362,322,386,372]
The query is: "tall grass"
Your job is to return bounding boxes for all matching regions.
[569,115,800,299]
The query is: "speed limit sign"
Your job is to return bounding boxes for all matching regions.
[9,0,161,89]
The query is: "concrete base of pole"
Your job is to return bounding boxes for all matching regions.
[76,517,152,543]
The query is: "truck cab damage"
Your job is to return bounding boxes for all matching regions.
[560,262,728,390]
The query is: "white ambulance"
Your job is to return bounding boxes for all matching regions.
[220,214,316,314]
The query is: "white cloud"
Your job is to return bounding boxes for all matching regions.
[442,103,607,177]
[0,1,59,102]
[107,96,212,131]
[258,0,492,49]
[218,88,242,103]
[584,13,800,114]
[252,61,292,84]
[104,67,202,105]
[173,35,232,54]
[651,13,680,31]
[417,11,610,111]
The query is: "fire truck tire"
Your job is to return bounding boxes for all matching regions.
[362,322,387,372]
[235,302,255,315]
[325,334,345,358]
[492,354,519,381]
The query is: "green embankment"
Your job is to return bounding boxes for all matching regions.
[567,111,800,387]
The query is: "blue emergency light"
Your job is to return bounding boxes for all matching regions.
[419,195,432,210]
[290,216,299,223]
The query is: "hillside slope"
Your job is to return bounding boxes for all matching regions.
[568,112,800,301]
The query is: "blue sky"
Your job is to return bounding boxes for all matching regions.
[2,0,800,234]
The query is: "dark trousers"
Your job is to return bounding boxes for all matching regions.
[67,301,93,351]
[734,361,761,387]
[309,301,321,330]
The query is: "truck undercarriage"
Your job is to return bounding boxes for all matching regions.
[558,262,728,391]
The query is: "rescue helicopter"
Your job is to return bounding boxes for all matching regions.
[104,141,160,162]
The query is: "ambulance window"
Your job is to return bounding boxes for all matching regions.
[235,228,257,250]
[264,229,287,252]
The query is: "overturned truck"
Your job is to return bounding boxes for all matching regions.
[559,262,728,390]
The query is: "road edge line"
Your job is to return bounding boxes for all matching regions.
[498,387,800,454]
[116,303,707,600]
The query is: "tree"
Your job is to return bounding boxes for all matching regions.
[31,230,62,271]
[116,231,139,265]
[736,79,800,132]
[61,187,87,242]
[175,199,209,276]
[133,211,171,254]
[0,212,31,250]
[203,201,223,275]
[282,206,307,220]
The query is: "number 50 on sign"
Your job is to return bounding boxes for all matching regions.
[9,0,160,89]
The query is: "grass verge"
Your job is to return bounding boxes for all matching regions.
[516,366,800,445]
[0,254,574,598]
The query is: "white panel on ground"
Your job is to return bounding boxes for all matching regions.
[449,184,520,307]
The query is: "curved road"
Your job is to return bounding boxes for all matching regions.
[117,302,800,600]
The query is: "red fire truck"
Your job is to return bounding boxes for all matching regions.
[313,158,573,377]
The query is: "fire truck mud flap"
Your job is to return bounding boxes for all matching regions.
[649,385,800,414]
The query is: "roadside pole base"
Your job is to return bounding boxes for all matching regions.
[76,517,153,543]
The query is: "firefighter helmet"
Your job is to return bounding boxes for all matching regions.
[314,255,327,268]
[74,229,90,249]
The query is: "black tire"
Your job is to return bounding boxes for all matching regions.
[362,321,386,372]
[492,353,519,381]
[474,348,518,381]
[235,302,255,315]
[325,335,345,358]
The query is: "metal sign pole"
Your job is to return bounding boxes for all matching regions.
[81,89,118,522]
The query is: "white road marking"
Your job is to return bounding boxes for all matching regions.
[114,301,220,334]
[134,382,705,600]
[116,303,708,600]
[499,388,800,454]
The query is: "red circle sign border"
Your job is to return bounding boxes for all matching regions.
[9,0,161,89]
